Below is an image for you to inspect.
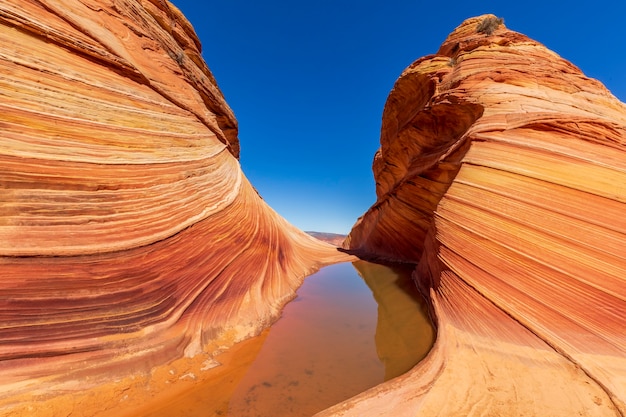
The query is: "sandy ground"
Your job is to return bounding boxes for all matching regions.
[1,328,268,417]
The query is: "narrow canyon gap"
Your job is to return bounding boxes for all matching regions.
[0,3,625,417]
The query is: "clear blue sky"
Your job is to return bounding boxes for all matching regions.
[171,0,625,234]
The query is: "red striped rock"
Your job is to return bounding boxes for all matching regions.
[0,0,349,413]
[334,15,626,417]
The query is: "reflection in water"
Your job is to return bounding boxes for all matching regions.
[227,262,385,417]
[134,261,433,417]
[352,261,435,380]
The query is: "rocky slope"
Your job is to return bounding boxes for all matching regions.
[332,15,626,417]
[0,0,349,413]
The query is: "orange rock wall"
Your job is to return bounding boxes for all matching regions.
[336,15,626,417]
[0,0,348,411]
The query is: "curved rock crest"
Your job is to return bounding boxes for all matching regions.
[336,15,626,417]
[0,0,348,411]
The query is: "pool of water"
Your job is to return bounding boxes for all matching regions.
[136,260,434,417]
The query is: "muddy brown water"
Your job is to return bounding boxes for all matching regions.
[138,260,434,417]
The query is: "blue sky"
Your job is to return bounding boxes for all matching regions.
[171,0,625,234]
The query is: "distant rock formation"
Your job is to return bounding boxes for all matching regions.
[332,14,626,417]
[0,0,349,413]
[306,231,348,246]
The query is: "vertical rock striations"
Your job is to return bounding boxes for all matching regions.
[333,15,626,417]
[0,0,349,413]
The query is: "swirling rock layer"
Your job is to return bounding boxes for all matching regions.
[0,0,348,412]
[334,15,626,417]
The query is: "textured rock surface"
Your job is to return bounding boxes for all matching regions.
[0,0,349,413]
[332,15,626,417]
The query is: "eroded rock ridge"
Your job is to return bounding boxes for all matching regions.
[0,0,348,413]
[333,14,626,417]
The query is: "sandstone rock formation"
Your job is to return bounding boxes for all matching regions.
[307,232,348,247]
[0,0,349,413]
[331,15,626,417]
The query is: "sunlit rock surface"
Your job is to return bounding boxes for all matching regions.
[307,232,348,246]
[332,15,626,417]
[0,0,349,413]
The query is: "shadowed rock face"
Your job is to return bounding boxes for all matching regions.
[335,15,626,417]
[0,0,350,411]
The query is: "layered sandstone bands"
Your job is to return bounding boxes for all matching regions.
[0,0,348,411]
[332,15,626,417]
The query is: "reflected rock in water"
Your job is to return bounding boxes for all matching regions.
[353,261,434,381]
[115,261,433,417]
[330,14,626,417]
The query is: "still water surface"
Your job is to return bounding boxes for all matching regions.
[142,261,434,417]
